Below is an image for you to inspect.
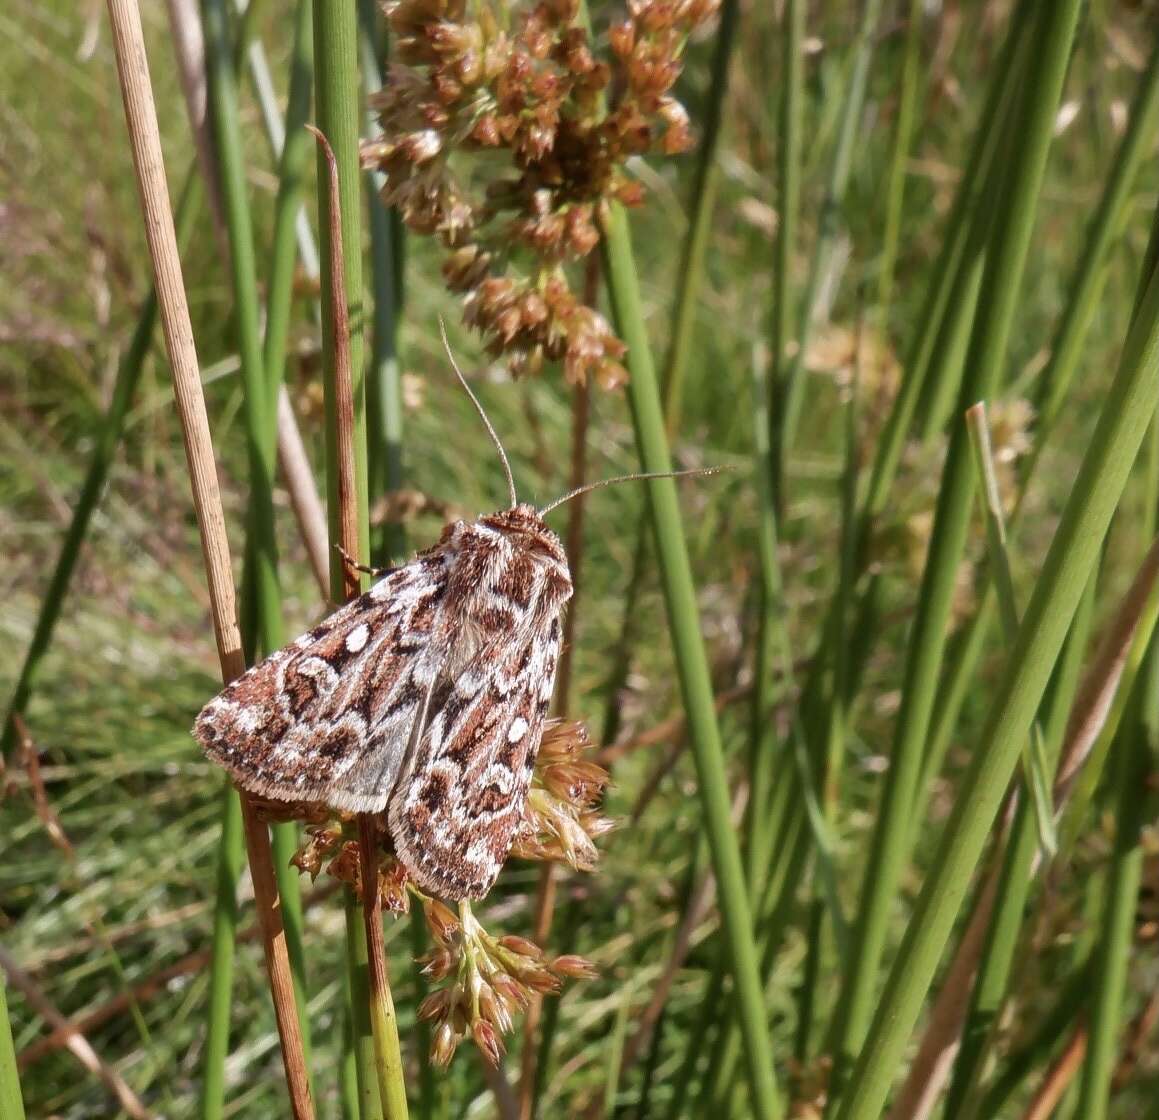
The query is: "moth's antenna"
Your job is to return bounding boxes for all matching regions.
[438,317,519,508]
[539,466,727,516]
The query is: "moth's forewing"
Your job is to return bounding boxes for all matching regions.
[193,544,455,812]
[387,506,572,899]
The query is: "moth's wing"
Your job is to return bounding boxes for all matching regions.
[193,555,450,813]
[388,611,562,900]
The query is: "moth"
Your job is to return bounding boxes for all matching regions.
[195,354,711,901]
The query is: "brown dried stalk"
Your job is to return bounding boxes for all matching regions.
[104,1,313,1114]
[1021,1022,1087,1120]
[1054,535,1159,800]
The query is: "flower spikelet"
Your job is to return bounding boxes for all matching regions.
[510,718,613,870]
[416,898,598,1067]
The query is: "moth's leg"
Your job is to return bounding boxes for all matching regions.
[334,543,392,581]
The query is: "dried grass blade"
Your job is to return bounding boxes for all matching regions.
[103,0,313,1113]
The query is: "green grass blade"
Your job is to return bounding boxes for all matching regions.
[874,0,923,324]
[313,3,380,1116]
[0,974,26,1120]
[827,0,1083,1080]
[965,403,1057,856]
[601,200,782,1120]
[832,196,1159,1120]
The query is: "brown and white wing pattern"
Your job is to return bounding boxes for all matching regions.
[193,541,456,813]
[388,504,572,899]
[193,502,572,900]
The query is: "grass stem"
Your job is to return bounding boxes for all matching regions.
[601,200,782,1120]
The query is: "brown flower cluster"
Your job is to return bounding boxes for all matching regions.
[417,897,597,1066]
[510,718,613,869]
[363,0,719,386]
[288,816,414,912]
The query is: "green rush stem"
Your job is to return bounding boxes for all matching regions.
[746,346,786,897]
[261,0,316,419]
[773,0,882,503]
[254,0,321,1071]
[659,0,738,431]
[313,2,384,1114]
[1075,666,1152,1119]
[908,36,1159,820]
[597,0,741,750]
[408,912,434,1120]
[825,1,1082,1090]
[1023,34,1159,487]
[0,973,26,1120]
[747,0,803,897]
[766,0,803,512]
[314,0,369,572]
[601,201,782,1120]
[358,818,409,1120]
[201,0,279,648]
[358,0,407,567]
[731,22,1032,1052]
[832,178,1159,1120]
[874,0,923,326]
[1,171,198,760]
[965,404,1057,855]
[664,965,725,1120]
[796,349,861,1062]
[1076,421,1159,1116]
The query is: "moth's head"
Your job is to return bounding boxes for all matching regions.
[482,503,569,569]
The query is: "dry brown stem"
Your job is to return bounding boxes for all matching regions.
[104,0,313,1112]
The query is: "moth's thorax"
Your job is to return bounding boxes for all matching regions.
[465,503,573,605]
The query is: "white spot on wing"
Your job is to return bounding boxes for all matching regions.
[346,622,370,653]
[508,716,529,743]
[237,708,263,734]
